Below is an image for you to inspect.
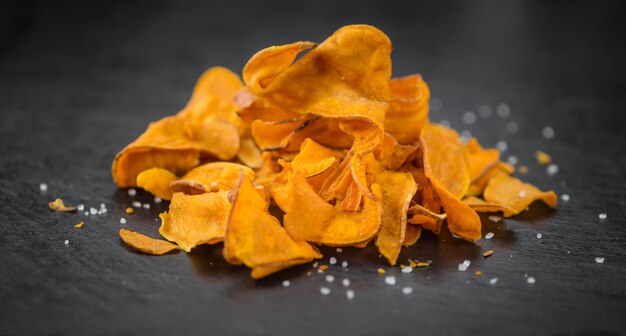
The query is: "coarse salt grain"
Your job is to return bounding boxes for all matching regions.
[336,247,342,253]
[537,233,543,239]
[496,141,508,152]
[154,197,162,203]
[342,278,350,287]
[496,103,510,117]
[143,203,150,209]
[507,156,518,165]
[598,213,607,220]
[89,207,97,215]
[506,121,519,133]
[478,105,492,118]
[120,218,126,224]
[127,188,136,196]
[542,126,555,139]
[458,260,471,272]
[320,287,331,295]
[329,257,337,265]
[312,262,318,268]
[462,111,477,125]
[489,277,499,285]
[527,277,536,284]
[346,289,355,300]
[561,194,570,202]
[401,266,413,274]
[547,164,559,176]
[402,287,413,295]
[39,183,48,192]
[64,239,69,245]
[282,280,291,287]
[518,190,527,197]
[384,276,396,286]
[595,257,605,264]
[341,261,348,268]
[485,232,495,239]
[77,204,84,211]
[488,215,501,222]
[132,201,141,208]
[325,275,335,283]
[84,211,89,216]
[100,203,106,209]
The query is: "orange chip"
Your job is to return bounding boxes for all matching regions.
[170,162,254,194]
[136,167,178,200]
[374,171,417,265]
[464,138,501,182]
[119,229,180,255]
[237,138,263,169]
[407,204,447,234]
[386,74,430,144]
[291,138,343,178]
[159,191,231,252]
[483,175,557,217]
[403,225,422,247]
[374,133,417,171]
[466,162,515,197]
[223,172,321,278]
[535,150,552,165]
[49,198,76,212]
[462,196,516,214]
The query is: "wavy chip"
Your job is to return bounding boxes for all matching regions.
[483,175,557,217]
[136,167,178,200]
[119,229,180,255]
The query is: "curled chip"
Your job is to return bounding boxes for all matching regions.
[159,191,231,252]
[464,138,500,182]
[119,229,180,255]
[136,167,178,200]
[483,175,557,217]
[407,204,447,234]
[49,198,76,212]
[386,74,430,144]
[462,196,515,214]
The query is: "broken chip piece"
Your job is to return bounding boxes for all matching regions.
[119,229,180,255]
[49,198,77,212]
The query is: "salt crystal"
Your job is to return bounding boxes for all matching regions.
[346,289,355,300]
[84,211,89,216]
[496,103,510,117]
[440,120,451,128]
[64,239,69,245]
[478,105,492,118]
[120,218,126,224]
[506,121,519,133]
[132,201,141,208]
[401,266,413,274]
[598,213,607,220]
[518,190,527,197]
[485,232,494,239]
[341,261,349,268]
[537,233,543,239]
[89,207,97,215]
[143,203,150,209]
[154,197,162,203]
[325,275,335,283]
[507,156,518,165]
[100,203,106,209]
[595,257,605,264]
[542,126,555,139]
[39,183,48,192]
[320,287,331,295]
[342,278,350,287]
[462,111,477,125]
[458,260,471,272]
[77,204,84,211]
[329,257,337,265]
[402,287,413,295]
[430,97,442,112]
[384,276,396,286]
[127,188,136,196]
[496,141,508,152]
[336,247,343,253]
[561,194,570,202]
[489,277,498,285]
[547,164,559,176]
[488,215,501,222]
[282,280,291,287]
[312,262,318,268]
[100,208,107,214]
[527,277,536,284]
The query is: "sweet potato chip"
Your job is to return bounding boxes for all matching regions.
[223,172,321,278]
[119,229,180,255]
[374,133,417,171]
[462,196,515,214]
[403,225,422,247]
[464,138,500,183]
[386,74,431,144]
[291,139,342,177]
[159,191,231,252]
[483,175,557,217]
[237,138,263,169]
[170,162,254,194]
[136,167,178,200]
[49,198,76,212]
[467,162,515,197]
[374,171,417,265]
[407,204,447,234]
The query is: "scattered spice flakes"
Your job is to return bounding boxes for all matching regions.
[74,222,84,229]
[475,271,482,276]
[377,268,386,274]
[49,198,77,212]
[125,207,135,215]
[483,249,494,258]
[535,151,552,165]
[519,166,529,174]
[318,265,329,272]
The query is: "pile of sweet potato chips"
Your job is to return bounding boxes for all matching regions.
[112,25,557,279]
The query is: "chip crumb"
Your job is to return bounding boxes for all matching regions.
[39,183,48,192]
[48,198,77,212]
[483,250,494,258]
[535,151,552,165]
[561,194,570,202]
[318,265,329,272]
[282,280,291,287]
[595,257,605,264]
[408,259,417,268]
[401,266,413,274]
[489,277,499,285]
[342,278,350,287]
[312,261,319,268]
[519,166,529,174]
[320,287,331,295]
[402,287,413,295]
[384,275,396,285]
[458,260,471,271]
[537,233,543,239]
[475,271,482,276]
[74,222,84,229]
[125,207,135,214]
[527,276,536,284]
[416,262,430,267]
[127,188,137,196]
[546,164,559,176]
[598,213,607,220]
[329,257,337,265]
[541,126,555,139]
[346,289,355,300]
[485,232,495,240]
[377,268,386,274]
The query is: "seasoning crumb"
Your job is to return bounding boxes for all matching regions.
[489,277,498,285]
[475,271,482,276]
[125,207,135,214]
[507,156,518,165]
[282,280,291,287]
[346,289,355,300]
[518,190,527,198]
[384,276,396,286]
[342,278,350,287]
[485,232,495,240]
[142,203,150,209]
[402,287,413,295]
[325,275,335,283]
[77,204,84,211]
[154,197,162,203]
[462,111,476,125]
[89,207,98,215]
[488,215,501,223]
[39,183,48,192]
[458,260,471,272]
[496,141,508,152]
[595,257,605,264]
[312,261,319,268]
[542,126,555,139]
[377,268,385,274]
[318,265,329,272]
[336,247,343,253]
[329,257,337,265]
[320,287,331,295]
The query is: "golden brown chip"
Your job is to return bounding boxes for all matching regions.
[170,162,254,194]
[466,162,515,197]
[386,74,430,144]
[407,204,447,234]
[136,167,178,200]
[374,171,417,265]
[483,175,557,217]
[462,196,516,214]
[119,229,180,255]
[48,198,76,212]
[159,191,231,252]
[291,139,343,178]
[464,138,500,183]
[237,138,263,169]
[403,225,422,246]
[223,172,321,278]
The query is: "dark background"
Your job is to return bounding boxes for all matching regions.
[1,1,625,335]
